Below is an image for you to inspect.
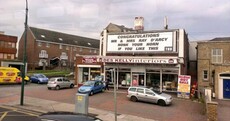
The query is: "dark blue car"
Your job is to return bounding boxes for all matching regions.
[30,74,49,84]
[78,80,105,96]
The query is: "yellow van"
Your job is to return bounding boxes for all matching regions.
[0,67,29,84]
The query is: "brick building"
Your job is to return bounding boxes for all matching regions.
[0,32,24,68]
[197,37,230,99]
[18,27,99,70]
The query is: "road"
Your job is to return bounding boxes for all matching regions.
[0,83,207,121]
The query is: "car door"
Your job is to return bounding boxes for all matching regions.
[94,81,101,93]
[63,78,70,88]
[136,88,146,101]
[58,78,64,88]
[144,89,158,103]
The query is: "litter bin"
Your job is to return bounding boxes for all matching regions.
[75,93,89,114]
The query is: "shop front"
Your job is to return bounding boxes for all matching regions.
[75,56,103,86]
[101,57,181,92]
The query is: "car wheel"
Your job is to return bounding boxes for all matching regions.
[47,87,51,90]
[101,88,105,92]
[55,85,60,90]
[158,100,166,106]
[130,96,138,102]
[90,91,94,96]
[37,81,40,84]
[70,84,74,88]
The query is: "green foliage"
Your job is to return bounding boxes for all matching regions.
[27,70,71,77]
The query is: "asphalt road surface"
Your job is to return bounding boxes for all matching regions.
[0,105,41,121]
[0,83,207,121]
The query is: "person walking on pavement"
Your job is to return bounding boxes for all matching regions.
[105,77,110,90]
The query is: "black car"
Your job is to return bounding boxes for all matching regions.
[36,112,102,121]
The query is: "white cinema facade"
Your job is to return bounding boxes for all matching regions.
[102,29,189,92]
[76,27,189,92]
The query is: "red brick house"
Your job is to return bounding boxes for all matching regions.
[18,27,99,70]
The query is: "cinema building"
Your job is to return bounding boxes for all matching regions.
[76,19,189,92]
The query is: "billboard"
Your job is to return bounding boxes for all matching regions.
[107,32,174,53]
[177,75,191,99]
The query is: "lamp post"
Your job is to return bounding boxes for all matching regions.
[20,0,28,106]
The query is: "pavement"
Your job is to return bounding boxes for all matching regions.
[1,95,156,121]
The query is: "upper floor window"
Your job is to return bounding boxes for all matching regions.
[41,50,47,55]
[212,49,222,63]
[66,46,69,50]
[38,42,42,47]
[94,49,97,53]
[89,49,92,53]
[46,43,50,48]
[59,44,62,49]
[203,70,208,81]
[0,53,3,59]
[79,48,82,52]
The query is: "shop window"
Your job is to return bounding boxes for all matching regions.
[203,70,208,81]
[212,49,222,64]
[90,68,100,80]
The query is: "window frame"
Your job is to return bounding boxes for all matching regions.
[203,70,208,81]
[211,48,223,64]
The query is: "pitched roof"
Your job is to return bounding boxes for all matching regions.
[29,27,99,49]
[105,23,134,33]
[210,37,230,42]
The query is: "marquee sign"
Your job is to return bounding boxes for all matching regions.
[107,32,174,53]
[98,58,178,64]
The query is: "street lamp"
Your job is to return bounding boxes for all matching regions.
[20,0,28,106]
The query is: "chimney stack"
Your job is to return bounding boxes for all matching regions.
[164,16,168,30]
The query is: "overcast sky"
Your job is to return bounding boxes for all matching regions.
[0,0,229,41]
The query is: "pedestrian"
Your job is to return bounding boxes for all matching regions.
[105,77,110,90]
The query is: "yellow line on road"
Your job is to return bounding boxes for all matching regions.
[0,112,8,121]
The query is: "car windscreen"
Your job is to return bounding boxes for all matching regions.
[49,78,56,82]
[37,74,46,78]
[83,81,95,86]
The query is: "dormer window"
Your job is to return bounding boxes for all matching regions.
[41,35,45,38]
[59,38,63,41]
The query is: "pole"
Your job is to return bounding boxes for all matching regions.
[20,0,28,106]
[113,69,117,121]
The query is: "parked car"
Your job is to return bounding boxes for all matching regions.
[47,77,75,90]
[36,112,102,121]
[30,74,49,84]
[127,86,173,106]
[78,80,105,96]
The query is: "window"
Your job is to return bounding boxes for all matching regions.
[41,35,45,38]
[79,48,82,52]
[89,49,92,53]
[94,49,97,53]
[59,44,62,49]
[145,89,154,95]
[37,42,42,47]
[66,46,69,50]
[46,43,50,48]
[73,47,77,51]
[12,43,16,48]
[137,88,144,93]
[129,88,136,92]
[212,49,222,63]
[0,53,3,59]
[203,70,208,80]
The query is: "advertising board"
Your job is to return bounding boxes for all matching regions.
[177,75,191,99]
[107,32,174,53]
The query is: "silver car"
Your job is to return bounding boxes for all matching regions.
[127,86,172,106]
[47,77,75,90]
